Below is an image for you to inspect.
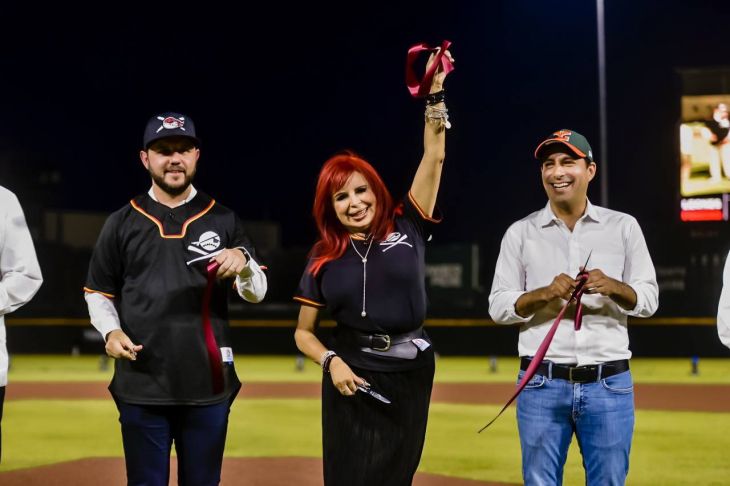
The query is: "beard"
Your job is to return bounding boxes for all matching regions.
[149,167,195,197]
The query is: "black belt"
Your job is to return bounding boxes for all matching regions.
[520,358,629,383]
[355,327,424,352]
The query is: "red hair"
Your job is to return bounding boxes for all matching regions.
[308,152,395,275]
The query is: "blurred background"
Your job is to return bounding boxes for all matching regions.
[4,0,730,358]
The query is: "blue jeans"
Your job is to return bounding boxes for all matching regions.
[116,400,232,486]
[516,366,634,486]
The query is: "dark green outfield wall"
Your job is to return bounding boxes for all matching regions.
[6,318,730,358]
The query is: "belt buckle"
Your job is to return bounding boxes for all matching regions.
[568,366,587,383]
[372,334,391,351]
[568,365,594,383]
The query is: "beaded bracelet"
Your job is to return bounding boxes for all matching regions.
[425,105,451,129]
[425,89,446,105]
[320,350,338,373]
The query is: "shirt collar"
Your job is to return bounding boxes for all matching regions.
[147,185,197,207]
[583,200,601,223]
[540,199,601,227]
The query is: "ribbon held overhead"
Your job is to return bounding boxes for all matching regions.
[406,40,455,98]
[478,252,592,433]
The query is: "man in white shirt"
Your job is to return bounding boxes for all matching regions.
[717,255,730,349]
[489,129,658,486]
[0,186,43,462]
[84,112,267,485]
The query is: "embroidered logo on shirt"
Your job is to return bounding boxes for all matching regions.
[156,116,187,133]
[379,232,413,252]
[186,230,223,265]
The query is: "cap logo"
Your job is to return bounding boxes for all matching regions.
[553,130,572,141]
[156,116,187,133]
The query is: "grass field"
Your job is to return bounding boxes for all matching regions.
[2,355,730,485]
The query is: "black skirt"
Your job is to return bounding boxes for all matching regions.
[321,356,435,486]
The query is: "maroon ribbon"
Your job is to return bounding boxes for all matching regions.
[405,40,455,98]
[203,261,224,394]
[478,270,589,433]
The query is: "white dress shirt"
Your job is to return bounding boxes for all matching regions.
[489,201,658,366]
[0,186,43,386]
[717,251,730,349]
[85,185,267,339]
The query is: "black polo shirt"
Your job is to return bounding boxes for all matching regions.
[86,191,258,405]
[295,194,439,371]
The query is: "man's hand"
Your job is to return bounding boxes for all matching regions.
[211,248,247,279]
[583,268,638,310]
[542,273,578,302]
[515,273,578,318]
[583,269,620,297]
[105,329,143,360]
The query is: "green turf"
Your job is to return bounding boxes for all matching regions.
[4,355,730,484]
[3,398,730,485]
[1,400,122,470]
[9,354,730,384]
[423,404,730,485]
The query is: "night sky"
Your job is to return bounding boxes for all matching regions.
[2,0,730,261]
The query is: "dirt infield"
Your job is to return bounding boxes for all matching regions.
[0,457,516,486]
[7,381,730,412]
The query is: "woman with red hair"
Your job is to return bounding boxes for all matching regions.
[294,49,453,486]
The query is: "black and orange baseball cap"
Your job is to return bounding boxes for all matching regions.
[534,129,594,163]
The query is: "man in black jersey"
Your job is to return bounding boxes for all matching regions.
[84,112,267,486]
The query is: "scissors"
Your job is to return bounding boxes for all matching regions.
[571,250,593,298]
[571,250,592,331]
[357,384,391,404]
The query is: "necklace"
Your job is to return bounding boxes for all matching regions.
[349,235,374,317]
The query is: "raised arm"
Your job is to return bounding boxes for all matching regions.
[410,49,454,217]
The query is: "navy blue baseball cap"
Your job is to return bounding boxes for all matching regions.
[143,112,200,149]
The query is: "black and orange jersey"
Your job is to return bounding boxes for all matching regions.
[85,191,260,405]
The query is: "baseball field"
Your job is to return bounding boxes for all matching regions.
[0,355,728,485]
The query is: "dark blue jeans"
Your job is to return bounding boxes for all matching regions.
[516,367,635,486]
[116,399,232,486]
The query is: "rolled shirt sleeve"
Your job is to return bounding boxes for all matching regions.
[718,251,730,349]
[85,291,122,339]
[618,218,659,318]
[235,250,267,303]
[488,223,533,324]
